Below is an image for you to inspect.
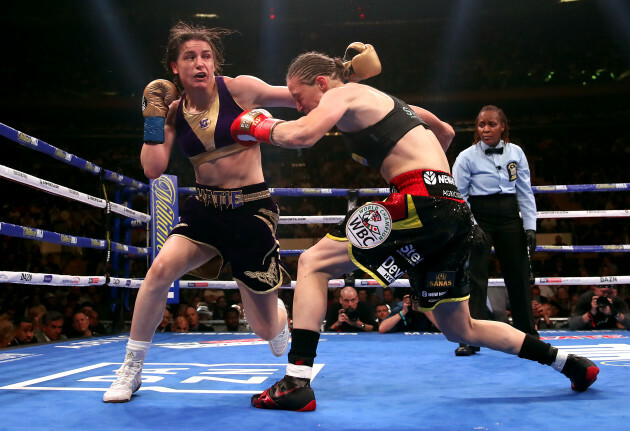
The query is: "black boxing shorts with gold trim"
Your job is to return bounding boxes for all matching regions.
[168,182,290,293]
[326,170,473,311]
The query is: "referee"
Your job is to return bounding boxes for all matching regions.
[452,105,539,356]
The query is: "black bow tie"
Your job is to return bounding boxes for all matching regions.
[485,147,503,155]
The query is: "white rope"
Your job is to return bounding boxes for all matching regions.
[2,271,627,288]
[279,210,629,224]
[0,164,150,222]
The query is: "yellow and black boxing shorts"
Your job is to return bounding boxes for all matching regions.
[326,170,473,311]
[169,182,290,293]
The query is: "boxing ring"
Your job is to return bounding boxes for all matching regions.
[2,122,630,430]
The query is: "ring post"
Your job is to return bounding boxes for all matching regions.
[150,174,180,304]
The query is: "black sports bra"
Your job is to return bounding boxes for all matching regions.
[341,95,429,169]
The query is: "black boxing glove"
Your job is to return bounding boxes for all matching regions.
[471,225,490,254]
[525,229,537,256]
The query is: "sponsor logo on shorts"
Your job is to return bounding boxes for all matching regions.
[346,203,392,249]
[376,256,405,283]
[427,272,454,288]
[396,245,422,266]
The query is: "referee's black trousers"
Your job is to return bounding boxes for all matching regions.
[467,194,539,337]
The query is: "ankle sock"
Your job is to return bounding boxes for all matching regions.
[517,334,557,366]
[126,339,151,361]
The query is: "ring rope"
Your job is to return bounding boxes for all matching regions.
[180,184,630,198]
[0,221,149,256]
[277,210,629,225]
[2,122,628,297]
[1,271,627,288]
[0,164,150,222]
[0,123,147,191]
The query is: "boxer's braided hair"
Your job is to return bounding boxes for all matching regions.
[286,52,345,84]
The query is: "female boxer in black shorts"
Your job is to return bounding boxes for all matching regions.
[103,22,297,403]
[231,47,599,411]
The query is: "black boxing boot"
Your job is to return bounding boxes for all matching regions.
[455,343,480,356]
[251,375,316,411]
[561,354,600,392]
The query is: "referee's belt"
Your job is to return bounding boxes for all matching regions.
[195,186,271,210]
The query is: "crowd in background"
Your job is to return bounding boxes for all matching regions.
[2,0,630,345]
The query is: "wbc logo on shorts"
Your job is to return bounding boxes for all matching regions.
[346,203,392,249]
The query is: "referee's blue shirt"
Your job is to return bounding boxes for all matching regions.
[452,140,537,231]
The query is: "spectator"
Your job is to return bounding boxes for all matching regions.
[170,316,189,333]
[156,308,172,332]
[69,311,97,338]
[533,301,560,330]
[374,303,391,326]
[379,295,439,333]
[212,296,228,320]
[224,307,244,332]
[568,286,630,330]
[185,306,214,332]
[34,310,67,343]
[382,287,398,311]
[0,318,16,348]
[324,286,377,332]
[10,316,36,346]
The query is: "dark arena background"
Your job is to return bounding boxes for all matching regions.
[1,1,630,430]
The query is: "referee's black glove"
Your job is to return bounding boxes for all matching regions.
[525,229,537,256]
[471,225,490,254]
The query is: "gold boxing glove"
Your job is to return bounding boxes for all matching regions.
[142,79,178,143]
[342,42,382,83]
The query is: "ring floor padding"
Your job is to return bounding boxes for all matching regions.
[1,330,628,431]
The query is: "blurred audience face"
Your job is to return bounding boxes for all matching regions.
[224,309,240,331]
[383,289,394,304]
[186,306,200,327]
[43,318,64,341]
[171,316,189,333]
[72,312,90,334]
[15,321,35,343]
[375,305,390,322]
[159,309,171,329]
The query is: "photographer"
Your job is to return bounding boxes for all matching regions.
[568,285,630,330]
[378,295,439,333]
[325,286,377,332]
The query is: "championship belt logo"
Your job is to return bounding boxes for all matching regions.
[346,202,392,249]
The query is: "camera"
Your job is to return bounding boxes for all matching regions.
[343,308,359,321]
[596,295,611,309]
